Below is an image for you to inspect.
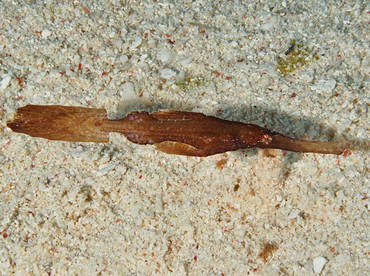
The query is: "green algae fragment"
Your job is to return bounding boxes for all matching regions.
[277,40,318,77]
[175,76,210,92]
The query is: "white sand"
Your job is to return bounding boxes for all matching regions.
[1,0,370,275]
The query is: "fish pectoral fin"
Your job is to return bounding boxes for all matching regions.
[154,141,202,156]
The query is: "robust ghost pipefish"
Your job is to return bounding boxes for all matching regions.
[7,105,348,157]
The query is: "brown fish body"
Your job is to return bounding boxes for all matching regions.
[7,105,347,157]
[103,110,274,156]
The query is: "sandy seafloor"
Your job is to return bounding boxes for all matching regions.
[1,0,370,275]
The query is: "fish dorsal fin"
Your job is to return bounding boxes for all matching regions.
[155,141,202,156]
[151,110,203,121]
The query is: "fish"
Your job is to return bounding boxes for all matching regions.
[6,105,348,157]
